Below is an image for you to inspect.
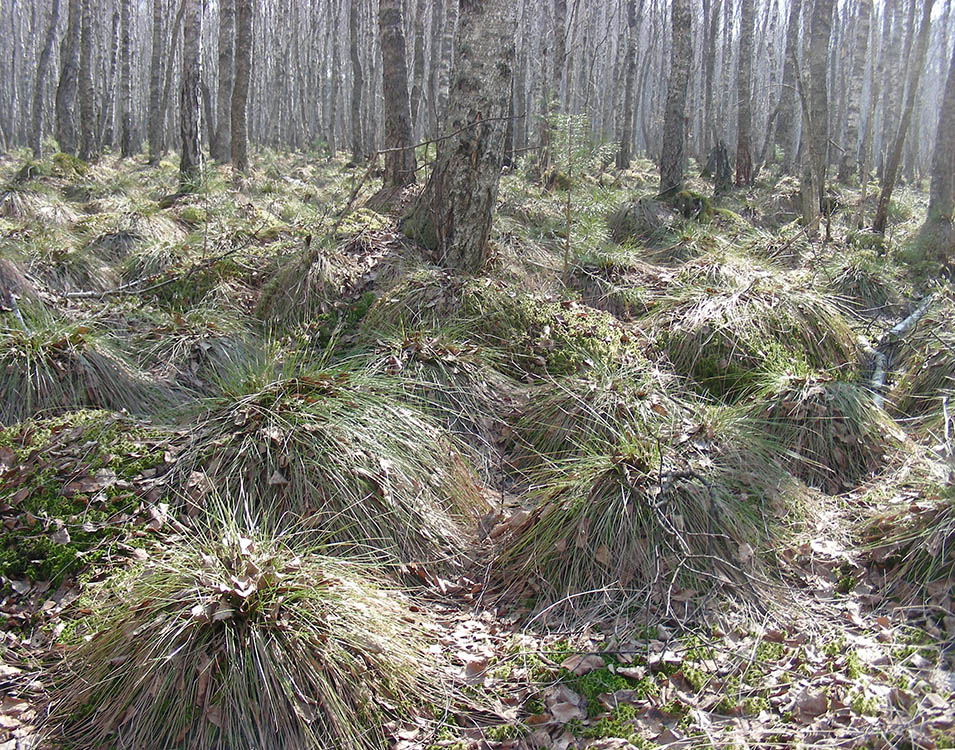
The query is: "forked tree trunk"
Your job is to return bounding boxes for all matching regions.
[212,0,235,162]
[231,0,253,174]
[120,0,135,157]
[735,0,755,186]
[31,0,61,157]
[658,0,693,196]
[873,0,937,234]
[379,0,416,187]
[402,0,516,273]
[179,0,202,192]
[55,0,82,155]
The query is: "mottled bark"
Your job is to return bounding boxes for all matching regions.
[735,0,755,186]
[77,0,95,162]
[31,0,61,156]
[838,0,871,183]
[410,0,427,137]
[147,0,165,163]
[179,0,202,192]
[402,0,516,273]
[55,0,82,155]
[436,0,457,123]
[800,0,834,231]
[658,0,693,196]
[873,0,937,234]
[212,0,235,162]
[231,0,253,174]
[379,0,416,187]
[100,11,120,151]
[120,0,134,157]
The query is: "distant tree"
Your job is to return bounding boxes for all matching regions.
[379,0,416,187]
[916,23,954,261]
[800,0,833,232]
[402,0,517,273]
[55,0,82,156]
[179,0,202,192]
[231,0,253,174]
[212,0,235,162]
[735,0,755,186]
[616,0,641,170]
[31,0,61,157]
[873,0,937,234]
[659,0,693,196]
[120,0,135,158]
[777,0,802,171]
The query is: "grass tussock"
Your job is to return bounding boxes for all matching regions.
[44,515,445,750]
[750,372,902,493]
[568,249,672,319]
[651,257,859,399]
[255,243,348,328]
[823,248,907,315]
[0,313,177,424]
[497,405,784,613]
[172,359,486,566]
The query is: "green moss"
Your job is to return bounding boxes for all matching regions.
[51,152,88,178]
[178,205,207,227]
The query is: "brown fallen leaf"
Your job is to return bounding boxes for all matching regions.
[560,653,605,676]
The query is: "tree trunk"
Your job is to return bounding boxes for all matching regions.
[402,0,516,274]
[160,0,187,157]
[119,0,134,157]
[838,0,871,183]
[349,0,366,163]
[616,0,640,169]
[31,0,61,157]
[99,10,120,152]
[55,0,82,155]
[702,0,720,156]
[778,0,803,171]
[409,0,427,139]
[213,0,235,162]
[147,0,166,164]
[800,0,834,231]
[735,0,755,186]
[77,0,95,162]
[231,0,253,174]
[873,0,937,234]
[179,0,202,192]
[918,39,955,261]
[658,0,693,196]
[379,0,416,187]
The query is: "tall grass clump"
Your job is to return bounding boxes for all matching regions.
[43,514,445,749]
[255,243,350,329]
[172,356,486,567]
[650,257,859,400]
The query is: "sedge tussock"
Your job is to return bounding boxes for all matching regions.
[172,360,486,567]
[44,515,446,750]
[255,243,347,328]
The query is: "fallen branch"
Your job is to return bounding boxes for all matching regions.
[870,293,935,408]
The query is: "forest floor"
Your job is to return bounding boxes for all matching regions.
[0,144,952,749]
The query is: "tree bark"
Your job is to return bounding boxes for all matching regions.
[55,0,82,155]
[777,0,803,171]
[179,0,202,192]
[873,0,936,234]
[402,0,516,273]
[77,0,95,162]
[837,0,871,184]
[379,0,416,187]
[349,0,366,163]
[735,0,755,186]
[616,0,641,169]
[658,0,693,196]
[31,0,61,157]
[147,0,166,164]
[120,0,135,157]
[918,38,955,260]
[800,0,834,231]
[231,0,253,174]
[410,0,428,139]
[213,0,235,162]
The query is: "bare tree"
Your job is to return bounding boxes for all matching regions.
[616,0,641,169]
[179,0,202,191]
[735,0,755,186]
[31,0,61,157]
[838,0,871,183]
[800,0,834,231]
[379,0,416,188]
[147,0,166,163]
[213,0,235,162]
[77,0,95,161]
[120,0,135,157]
[918,38,955,262]
[778,0,803,170]
[659,0,693,196]
[349,0,366,163]
[231,0,253,174]
[55,0,82,155]
[402,0,517,273]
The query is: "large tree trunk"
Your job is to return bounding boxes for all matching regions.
[77,0,96,162]
[873,0,937,234]
[658,0,693,196]
[918,39,955,262]
[379,0,416,187]
[402,0,517,273]
[837,0,871,184]
[31,0,61,157]
[615,0,641,170]
[735,0,755,186]
[212,0,235,162]
[800,0,834,232]
[179,0,202,192]
[349,0,366,163]
[231,0,253,174]
[147,0,166,163]
[777,0,803,171]
[55,0,82,155]
[120,0,135,157]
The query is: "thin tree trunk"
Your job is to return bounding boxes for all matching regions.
[735,0,755,185]
[918,38,955,260]
[838,0,871,183]
[212,0,235,162]
[409,0,427,138]
[55,0,82,155]
[147,0,166,163]
[778,0,803,171]
[231,0,252,174]
[800,0,834,232]
[77,0,95,161]
[402,0,516,273]
[616,0,641,169]
[100,10,120,151]
[31,0,61,157]
[873,0,937,234]
[119,0,134,157]
[160,0,187,156]
[658,0,693,196]
[179,0,202,192]
[349,0,366,163]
